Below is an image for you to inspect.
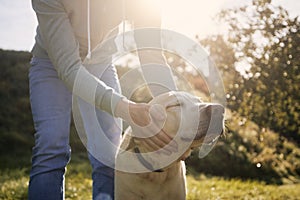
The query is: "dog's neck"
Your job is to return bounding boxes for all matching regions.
[133,146,165,172]
[133,139,192,173]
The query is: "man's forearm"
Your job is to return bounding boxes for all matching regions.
[138,50,177,96]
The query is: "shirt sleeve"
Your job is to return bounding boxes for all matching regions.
[32,0,124,115]
[125,0,177,96]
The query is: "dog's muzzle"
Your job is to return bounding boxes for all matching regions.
[180,103,225,144]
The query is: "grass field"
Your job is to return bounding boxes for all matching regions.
[1,153,300,200]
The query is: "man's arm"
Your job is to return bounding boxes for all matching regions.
[32,0,124,115]
[32,0,175,152]
[121,0,178,153]
[125,0,177,96]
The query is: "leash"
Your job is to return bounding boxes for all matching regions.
[134,147,164,173]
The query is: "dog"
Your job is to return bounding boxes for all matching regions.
[115,91,225,200]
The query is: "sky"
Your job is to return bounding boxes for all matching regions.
[0,0,299,51]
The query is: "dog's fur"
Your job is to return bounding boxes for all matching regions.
[115,91,224,200]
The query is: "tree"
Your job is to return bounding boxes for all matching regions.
[214,0,300,142]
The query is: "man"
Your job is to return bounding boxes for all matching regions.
[29,0,176,199]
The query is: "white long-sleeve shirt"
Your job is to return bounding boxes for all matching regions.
[31,0,176,115]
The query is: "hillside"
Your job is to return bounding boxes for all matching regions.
[0,49,299,184]
[0,50,33,154]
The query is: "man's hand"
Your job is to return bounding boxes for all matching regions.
[115,98,178,154]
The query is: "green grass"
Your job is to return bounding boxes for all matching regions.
[1,153,300,200]
[186,175,300,200]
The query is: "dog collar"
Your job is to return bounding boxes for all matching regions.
[134,147,164,173]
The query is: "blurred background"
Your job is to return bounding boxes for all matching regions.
[0,0,299,199]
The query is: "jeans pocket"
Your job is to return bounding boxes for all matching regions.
[30,57,39,66]
[30,57,52,67]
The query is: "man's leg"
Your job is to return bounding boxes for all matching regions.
[28,57,72,200]
[76,64,122,200]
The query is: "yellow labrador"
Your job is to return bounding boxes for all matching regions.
[115,91,224,200]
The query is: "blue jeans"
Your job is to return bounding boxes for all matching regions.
[28,57,122,200]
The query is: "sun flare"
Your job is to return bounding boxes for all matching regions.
[160,0,224,39]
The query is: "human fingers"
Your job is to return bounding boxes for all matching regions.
[150,135,176,153]
[140,116,178,152]
[154,130,178,151]
[132,115,162,138]
[129,103,151,127]
[136,104,166,138]
[149,104,166,121]
[137,137,172,155]
[135,130,177,153]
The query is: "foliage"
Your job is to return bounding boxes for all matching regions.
[210,0,300,142]
[186,110,300,184]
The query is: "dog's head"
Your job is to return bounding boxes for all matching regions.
[149,91,225,160]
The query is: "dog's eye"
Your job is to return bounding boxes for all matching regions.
[166,103,182,110]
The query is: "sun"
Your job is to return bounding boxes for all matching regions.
[160,0,224,39]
